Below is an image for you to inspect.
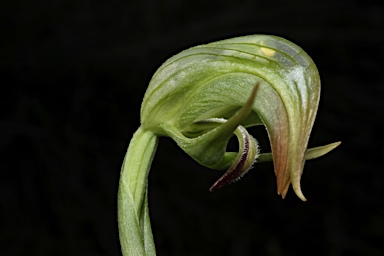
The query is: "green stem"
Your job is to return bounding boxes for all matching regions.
[118,127,158,256]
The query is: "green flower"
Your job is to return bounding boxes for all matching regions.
[118,35,340,255]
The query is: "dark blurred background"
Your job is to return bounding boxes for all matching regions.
[1,0,384,255]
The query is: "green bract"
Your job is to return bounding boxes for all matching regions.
[118,35,340,256]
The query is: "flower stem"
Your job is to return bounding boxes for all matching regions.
[118,127,158,256]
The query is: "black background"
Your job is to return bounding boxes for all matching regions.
[1,0,384,255]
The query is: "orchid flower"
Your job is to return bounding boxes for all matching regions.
[117,35,340,255]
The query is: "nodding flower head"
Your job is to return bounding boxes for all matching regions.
[139,34,340,200]
[118,34,340,256]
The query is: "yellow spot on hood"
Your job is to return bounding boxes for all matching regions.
[260,47,276,57]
